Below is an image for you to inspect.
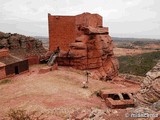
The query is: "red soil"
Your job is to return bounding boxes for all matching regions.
[0,65,140,119]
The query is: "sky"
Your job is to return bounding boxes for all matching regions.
[0,0,160,39]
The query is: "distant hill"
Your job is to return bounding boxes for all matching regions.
[112,37,160,41]
[34,36,160,42]
[118,51,160,76]
[34,36,48,42]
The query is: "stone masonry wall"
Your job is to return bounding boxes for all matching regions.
[48,14,76,51]
[0,64,6,80]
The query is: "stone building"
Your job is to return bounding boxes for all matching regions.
[0,32,46,66]
[0,62,6,79]
[48,12,119,80]
[0,49,29,80]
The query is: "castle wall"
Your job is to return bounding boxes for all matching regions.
[26,55,40,65]
[5,60,29,76]
[48,12,119,80]
[48,13,103,51]
[48,14,76,51]
[0,62,6,80]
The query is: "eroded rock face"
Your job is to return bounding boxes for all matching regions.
[135,61,160,110]
[0,32,46,56]
[48,13,119,80]
[58,27,119,80]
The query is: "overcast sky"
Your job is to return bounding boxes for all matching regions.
[0,0,160,39]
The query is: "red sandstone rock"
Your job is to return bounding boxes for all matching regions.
[82,26,108,34]
[76,12,102,28]
[39,63,58,74]
[38,66,52,74]
[48,13,119,80]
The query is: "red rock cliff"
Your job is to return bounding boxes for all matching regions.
[48,12,119,80]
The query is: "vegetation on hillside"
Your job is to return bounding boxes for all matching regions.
[118,51,160,76]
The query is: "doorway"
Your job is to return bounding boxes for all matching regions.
[15,66,19,74]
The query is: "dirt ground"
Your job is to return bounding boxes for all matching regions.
[0,65,140,119]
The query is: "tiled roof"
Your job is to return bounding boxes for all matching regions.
[0,55,23,65]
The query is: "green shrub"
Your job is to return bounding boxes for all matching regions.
[4,109,45,120]
[132,41,146,46]
[0,79,11,85]
[118,51,160,76]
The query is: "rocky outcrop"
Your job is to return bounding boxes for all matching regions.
[48,13,119,80]
[0,32,46,57]
[58,26,119,80]
[135,60,160,111]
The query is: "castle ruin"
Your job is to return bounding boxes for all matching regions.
[48,12,119,80]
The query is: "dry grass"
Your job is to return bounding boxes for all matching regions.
[0,79,11,85]
[3,109,45,120]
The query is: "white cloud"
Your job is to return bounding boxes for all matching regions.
[0,0,160,38]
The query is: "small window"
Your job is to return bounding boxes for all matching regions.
[15,66,19,74]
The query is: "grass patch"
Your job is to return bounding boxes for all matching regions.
[0,79,11,85]
[3,109,45,120]
[118,51,160,76]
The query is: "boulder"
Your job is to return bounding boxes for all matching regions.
[83,26,108,34]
